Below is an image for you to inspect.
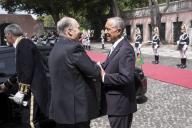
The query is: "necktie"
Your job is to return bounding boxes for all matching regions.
[109,46,114,56]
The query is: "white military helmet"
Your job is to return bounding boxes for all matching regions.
[181,24,187,32]
[153,27,159,35]
[136,27,141,35]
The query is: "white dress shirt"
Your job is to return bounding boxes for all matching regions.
[102,36,124,82]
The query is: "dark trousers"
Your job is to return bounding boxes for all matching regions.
[0,93,10,122]
[56,121,90,128]
[108,114,133,128]
[22,94,41,128]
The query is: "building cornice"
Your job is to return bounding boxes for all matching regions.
[122,0,192,19]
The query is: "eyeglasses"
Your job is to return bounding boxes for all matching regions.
[105,27,120,33]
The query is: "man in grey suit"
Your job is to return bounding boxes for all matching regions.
[49,16,101,128]
[99,17,137,128]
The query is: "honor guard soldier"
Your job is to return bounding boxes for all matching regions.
[87,29,91,50]
[0,24,49,128]
[134,27,143,57]
[152,27,160,64]
[101,29,105,49]
[176,24,189,69]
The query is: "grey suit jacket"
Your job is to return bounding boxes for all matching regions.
[102,38,137,116]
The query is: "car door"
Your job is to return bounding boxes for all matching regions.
[0,47,16,83]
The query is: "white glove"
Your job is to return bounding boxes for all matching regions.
[183,45,188,51]
[154,44,158,49]
[177,41,179,45]
[97,61,101,66]
[9,91,24,105]
[138,44,142,49]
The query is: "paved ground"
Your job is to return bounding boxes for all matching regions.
[91,79,192,128]
[1,42,192,128]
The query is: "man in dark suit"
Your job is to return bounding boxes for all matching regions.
[0,24,49,128]
[99,17,137,128]
[49,16,101,128]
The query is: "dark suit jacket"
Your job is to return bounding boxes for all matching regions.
[16,38,49,115]
[102,38,137,116]
[49,37,101,124]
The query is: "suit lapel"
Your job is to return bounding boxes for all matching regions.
[103,40,124,69]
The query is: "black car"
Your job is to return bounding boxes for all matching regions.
[0,46,51,83]
[0,46,52,127]
[134,67,147,103]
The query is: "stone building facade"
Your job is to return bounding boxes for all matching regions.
[122,0,192,44]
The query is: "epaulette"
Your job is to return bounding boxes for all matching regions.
[18,83,30,94]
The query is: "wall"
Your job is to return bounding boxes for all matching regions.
[123,0,192,44]
[0,14,39,37]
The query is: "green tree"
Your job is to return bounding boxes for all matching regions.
[117,0,149,11]
[149,0,170,43]
[0,0,72,23]
[0,0,111,39]
[82,0,111,39]
[1,0,154,39]
[37,15,55,27]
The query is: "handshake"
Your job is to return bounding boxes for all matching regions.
[97,62,105,81]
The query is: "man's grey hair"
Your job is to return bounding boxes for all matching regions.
[57,17,75,35]
[4,24,24,36]
[107,17,125,31]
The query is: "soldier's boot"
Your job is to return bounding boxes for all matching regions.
[155,55,159,64]
[152,55,159,64]
[88,45,91,50]
[152,55,156,64]
[181,58,187,69]
[176,58,182,68]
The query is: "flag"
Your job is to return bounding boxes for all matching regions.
[136,52,144,68]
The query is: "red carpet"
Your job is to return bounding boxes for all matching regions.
[142,63,192,89]
[86,51,107,62]
[86,51,192,89]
